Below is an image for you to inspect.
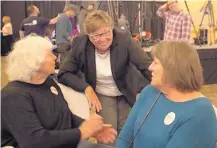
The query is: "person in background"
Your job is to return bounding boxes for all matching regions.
[64,2,79,37]
[56,4,77,66]
[117,13,130,31]
[1,16,13,36]
[156,1,191,41]
[44,27,54,42]
[116,41,217,148]
[57,10,151,134]
[19,4,59,38]
[1,35,117,148]
[77,1,98,34]
[44,27,58,69]
[1,16,13,56]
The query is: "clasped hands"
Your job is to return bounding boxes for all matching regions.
[79,114,117,144]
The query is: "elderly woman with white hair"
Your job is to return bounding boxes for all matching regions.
[1,35,117,148]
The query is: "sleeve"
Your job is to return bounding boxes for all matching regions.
[57,37,89,92]
[2,24,11,34]
[127,33,152,82]
[181,15,191,41]
[156,5,169,19]
[166,106,217,148]
[116,88,148,148]
[63,18,72,39]
[1,94,82,148]
[20,21,24,31]
[71,113,85,127]
[38,17,50,25]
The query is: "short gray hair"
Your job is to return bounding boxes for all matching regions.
[6,34,53,82]
[83,10,114,34]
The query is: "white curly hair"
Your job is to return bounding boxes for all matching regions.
[6,34,53,82]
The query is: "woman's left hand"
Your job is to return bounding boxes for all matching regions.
[93,124,117,144]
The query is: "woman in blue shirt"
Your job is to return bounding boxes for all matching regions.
[116,40,217,148]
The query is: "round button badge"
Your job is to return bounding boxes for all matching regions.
[50,86,58,95]
[164,112,176,125]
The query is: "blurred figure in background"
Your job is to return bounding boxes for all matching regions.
[156,1,191,41]
[1,16,13,56]
[56,4,77,66]
[77,1,98,34]
[117,13,130,31]
[19,4,59,38]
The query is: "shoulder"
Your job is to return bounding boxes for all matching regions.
[191,98,216,118]
[69,35,89,57]
[21,18,28,24]
[140,85,159,96]
[137,85,160,103]
[72,34,89,49]
[5,23,12,27]
[1,82,31,105]
[180,11,190,20]
[58,14,68,20]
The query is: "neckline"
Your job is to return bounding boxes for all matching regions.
[95,49,110,59]
[11,77,50,88]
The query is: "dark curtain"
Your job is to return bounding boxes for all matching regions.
[114,1,165,39]
[1,1,26,38]
[1,1,65,39]
[25,1,65,18]
[1,1,165,40]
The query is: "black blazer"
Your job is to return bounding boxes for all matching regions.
[57,29,151,106]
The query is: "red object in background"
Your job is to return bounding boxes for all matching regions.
[133,31,152,41]
[73,28,79,36]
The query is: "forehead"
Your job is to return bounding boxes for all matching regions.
[168,2,178,6]
[91,26,111,34]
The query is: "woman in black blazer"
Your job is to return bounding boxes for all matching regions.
[58,10,151,133]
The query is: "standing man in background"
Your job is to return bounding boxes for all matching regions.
[56,4,77,66]
[156,1,191,41]
[19,5,58,38]
[77,1,98,34]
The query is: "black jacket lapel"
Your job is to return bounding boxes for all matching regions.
[86,40,96,89]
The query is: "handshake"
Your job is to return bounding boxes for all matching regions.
[79,114,118,144]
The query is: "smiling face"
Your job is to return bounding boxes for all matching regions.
[89,26,113,54]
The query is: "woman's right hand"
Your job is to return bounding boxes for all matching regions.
[79,114,104,140]
[85,86,102,112]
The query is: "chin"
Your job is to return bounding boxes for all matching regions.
[151,81,160,87]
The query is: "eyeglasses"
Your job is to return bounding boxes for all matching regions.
[89,29,111,40]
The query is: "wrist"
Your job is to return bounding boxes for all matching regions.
[79,127,87,140]
[85,86,92,94]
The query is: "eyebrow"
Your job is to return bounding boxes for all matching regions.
[90,30,110,36]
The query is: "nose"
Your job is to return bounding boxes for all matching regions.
[148,62,154,72]
[52,53,57,61]
[98,35,108,43]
